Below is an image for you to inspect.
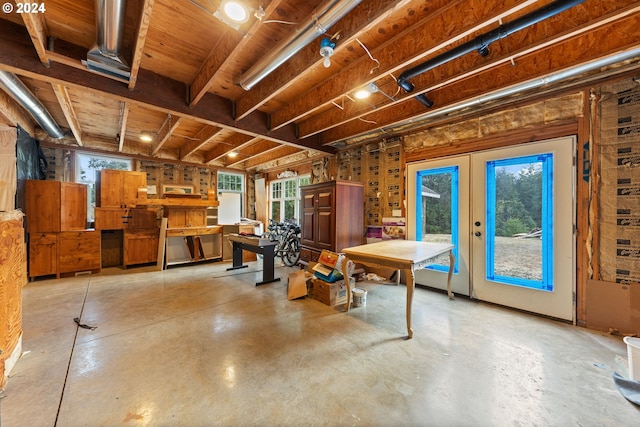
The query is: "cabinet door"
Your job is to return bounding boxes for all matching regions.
[123,172,146,207]
[124,230,158,266]
[94,208,126,230]
[97,170,125,207]
[316,210,334,250]
[29,233,57,277]
[60,183,87,230]
[128,208,158,228]
[26,180,61,233]
[316,190,333,209]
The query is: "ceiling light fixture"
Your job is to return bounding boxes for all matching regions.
[221,1,250,23]
[139,132,154,142]
[353,83,379,99]
[228,150,239,158]
[319,37,335,68]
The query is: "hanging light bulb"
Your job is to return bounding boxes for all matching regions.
[319,37,336,68]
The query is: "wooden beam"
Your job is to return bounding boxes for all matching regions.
[233,0,415,120]
[204,133,256,163]
[179,124,222,160]
[117,101,129,152]
[52,83,83,146]
[224,140,282,167]
[0,21,334,154]
[321,26,640,144]
[299,2,640,138]
[0,89,35,134]
[128,0,156,90]
[241,145,303,169]
[189,0,286,107]
[151,114,181,155]
[268,0,540,130]
[21,11,50,67]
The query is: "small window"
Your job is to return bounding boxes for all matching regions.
[269,175,310,223]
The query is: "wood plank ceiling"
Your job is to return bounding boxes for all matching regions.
[0,0,639,172]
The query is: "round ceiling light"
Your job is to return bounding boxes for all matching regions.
[222,1,250,23]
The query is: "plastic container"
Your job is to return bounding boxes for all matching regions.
[352,288,367,307]
[623,336,640,381]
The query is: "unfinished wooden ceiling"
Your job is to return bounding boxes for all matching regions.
[0,0,639,172]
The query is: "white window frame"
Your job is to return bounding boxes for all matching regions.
[217,171,245,223]
[269,175,310,223]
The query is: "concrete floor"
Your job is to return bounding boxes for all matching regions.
[1,260,638,426]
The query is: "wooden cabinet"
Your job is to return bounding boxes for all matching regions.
[300,180,364,260]
[164,206,207,228]
[95,207,158,230]
[28,231,101,279]
[124,229,159,267]
[58,231,101,274]
[26,180,87,232]
[96,169,146,207]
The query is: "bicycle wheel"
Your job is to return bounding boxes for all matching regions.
[283,237,300,267]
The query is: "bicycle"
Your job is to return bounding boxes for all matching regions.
[263,219,301,267]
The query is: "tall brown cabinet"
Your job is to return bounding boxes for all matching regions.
[26,180,101,279]
[299,180,364,263]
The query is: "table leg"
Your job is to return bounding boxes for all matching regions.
[447,250,455,300]
[226,242,248,271]
[256,244,280,286]
[342,256,352,311]
[406,267,415,339]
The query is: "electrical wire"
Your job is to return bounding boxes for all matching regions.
[355,38,380,74]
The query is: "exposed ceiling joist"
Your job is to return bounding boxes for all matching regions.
[128,0,156,90]
[20,11,50,67]
[52,83,83,145]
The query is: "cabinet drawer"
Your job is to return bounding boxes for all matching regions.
[58,231,101,273]
[300,247,320,263]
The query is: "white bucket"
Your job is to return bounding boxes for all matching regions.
[623,336,640,381]
[352,288,367,307]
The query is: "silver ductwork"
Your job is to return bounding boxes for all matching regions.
[84,0,130,81]
[0,70,64,138]
[238,0,362,90]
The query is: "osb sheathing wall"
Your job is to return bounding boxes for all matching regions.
[0,210,26,387]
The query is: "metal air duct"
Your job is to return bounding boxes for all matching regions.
[389,47,640,135]
[84,0,131,81]
[238,0,362,91]
[0,70,64,138]
[397,0,586,104]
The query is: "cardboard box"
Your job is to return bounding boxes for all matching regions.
[586,279,640,335]
[311,277,354,306]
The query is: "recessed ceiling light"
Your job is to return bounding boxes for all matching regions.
[222,1,250,23]
[140,133,153,142]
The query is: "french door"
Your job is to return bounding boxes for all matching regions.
[406,136,575,321]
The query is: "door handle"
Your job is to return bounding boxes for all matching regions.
[474,231,482,237]
[474,221,481,227]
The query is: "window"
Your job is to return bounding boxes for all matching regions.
[269,175,310,223]
[76,152,131,221]
[217,171,245,224]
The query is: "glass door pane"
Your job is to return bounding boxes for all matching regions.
[416,166,459,272]
[485,154,553,291]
